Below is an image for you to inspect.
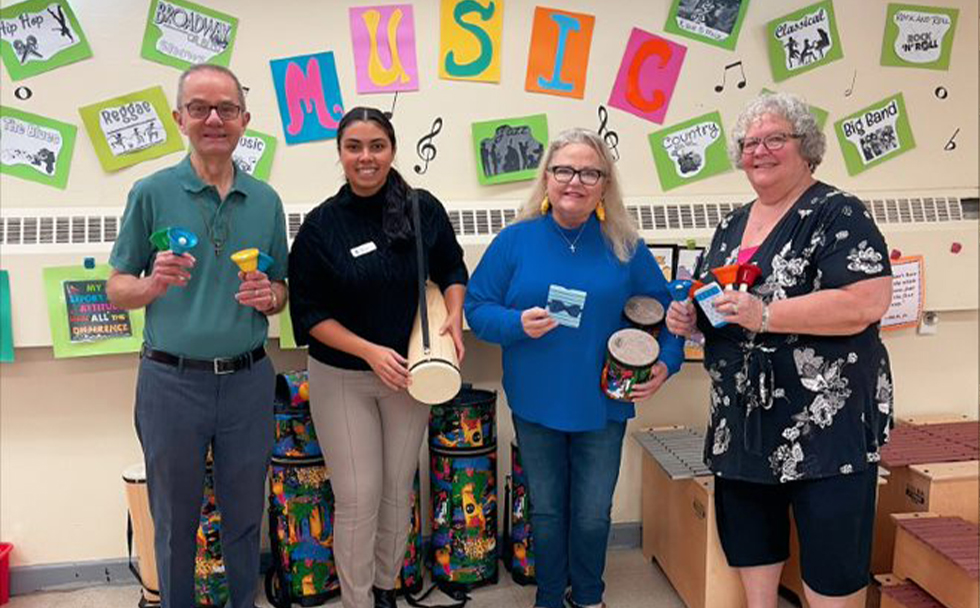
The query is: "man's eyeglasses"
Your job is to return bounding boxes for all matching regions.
[183,101,242,121]
[548,300,582,317]
[738,132,802,155]
[548,165,604,186]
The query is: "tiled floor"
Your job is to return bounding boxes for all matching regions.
[6,549,797,608]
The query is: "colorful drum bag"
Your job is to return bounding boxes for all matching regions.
[429,445,498,589]
[265,371,339,608]
[428,388,497,450]
[395,470,424,596]
[507,441,535,585]
[195,456,229,607]
[274,371,322,459]
[266,462,339,606]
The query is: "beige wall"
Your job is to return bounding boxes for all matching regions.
[1,0,978,568]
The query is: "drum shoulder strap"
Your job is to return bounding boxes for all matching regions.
[412,190,431,350]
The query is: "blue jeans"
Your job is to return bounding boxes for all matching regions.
[513,415,626,608]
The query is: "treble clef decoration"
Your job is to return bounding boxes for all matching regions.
[597,105,620,161]
[414,117,443,175]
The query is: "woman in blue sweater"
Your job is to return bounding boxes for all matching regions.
[465,128,683,608]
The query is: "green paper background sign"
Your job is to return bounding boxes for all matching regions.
[881,4,958,70]
[277,302,300,350]
[664,0,750,51]
[0,106,77,189]
[233,129,277,182]
[1,270,13,363]
[0,0,92,81]
[43,264,145,359]
[834,93,916,176]
[141,0,238,70]
[471,114,549,186]
[78,86,184,172]
[761,89,829,130]
[649,111,732,191]
[767,0,843,82]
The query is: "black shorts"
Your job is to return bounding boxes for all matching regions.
[714,466,878,597]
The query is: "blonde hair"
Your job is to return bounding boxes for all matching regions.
[515,128,638,263]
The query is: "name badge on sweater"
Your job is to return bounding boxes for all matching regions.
[350,241,377,258]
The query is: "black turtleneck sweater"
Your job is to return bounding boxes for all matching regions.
[288,183,468,370]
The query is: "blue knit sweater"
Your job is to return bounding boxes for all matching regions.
[464,214,683,432]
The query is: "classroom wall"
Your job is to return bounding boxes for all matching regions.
[1,0,977,570]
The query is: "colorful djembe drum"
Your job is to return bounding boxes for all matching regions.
[506,440,535,585]
[428,388,499,591]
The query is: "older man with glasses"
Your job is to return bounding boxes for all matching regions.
[108,64,289,608]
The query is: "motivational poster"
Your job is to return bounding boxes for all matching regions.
[0,106,76,189]
[664,0,750,51]
[834,93,915,176]
[439,0,503,83]
[270,51,345,145]
[525,7,594,99]
[43,264,145,358]
[349,4,419,94]
[471,114,548,186]
[881,4,958,70]
[608,28,686,125]
[232,129,276,181]
[648,111,731,191]
[78,86,184,172]
[766,0,843,82]
[0,0,91,80]
[140,0,238,70]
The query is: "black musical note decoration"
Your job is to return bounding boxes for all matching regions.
[714,61,746,93]
[242,86,250,96]
[935,86,949,100]
[844,70,856,97]
[384,91,399,120]
[944,128,959,151]
[597,105,620,161]
[14,86,32,100]
[414,116,443,174]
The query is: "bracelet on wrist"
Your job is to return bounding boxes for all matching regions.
[759,302,770,333]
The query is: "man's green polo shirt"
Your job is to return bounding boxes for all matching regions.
[110,156,289,359]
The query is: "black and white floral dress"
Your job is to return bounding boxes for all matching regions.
[696,181,894,484]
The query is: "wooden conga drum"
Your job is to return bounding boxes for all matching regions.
[407,281,461,405]
[123,463,161,607]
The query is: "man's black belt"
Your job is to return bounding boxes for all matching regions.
[141,345,266,375]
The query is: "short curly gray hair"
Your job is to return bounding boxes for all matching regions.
[728,92,825,171]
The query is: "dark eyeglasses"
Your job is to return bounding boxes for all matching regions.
[548,165,604,186]
[738,132,802,154]
[548,300,582,317]
[184,101,242,120]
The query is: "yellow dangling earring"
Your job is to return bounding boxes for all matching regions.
[540,196,550,214]
[595,200,606,222]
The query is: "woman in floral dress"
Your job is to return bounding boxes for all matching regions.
[666,92,894,608]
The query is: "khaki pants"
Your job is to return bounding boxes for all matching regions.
[308,358,430,608]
